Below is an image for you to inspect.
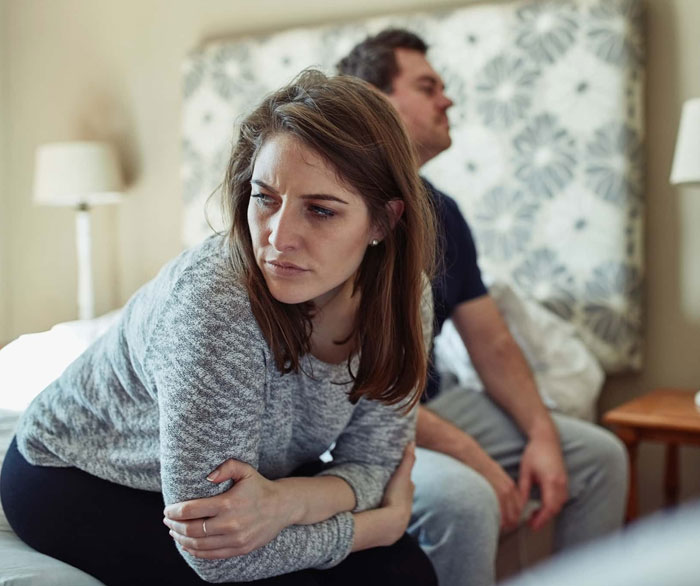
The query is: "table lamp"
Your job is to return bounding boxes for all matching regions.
[670,98,700,408]
[33,141,124,320]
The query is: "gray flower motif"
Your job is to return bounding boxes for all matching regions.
[320,25,362,66]
[514,114,577,198]
[211,44,254,101]
[512,248,577,320]
[516,1,579,64]
[476,54,539,129]
[586,0,644,67]
[473,187,540,261]
[583,261,641,346]
[183,54,205,100]
[182,139,204,205]
[585,122,643,206]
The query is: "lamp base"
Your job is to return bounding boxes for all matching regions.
[75,206,94,321]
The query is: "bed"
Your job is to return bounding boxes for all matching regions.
[0,0,644,583]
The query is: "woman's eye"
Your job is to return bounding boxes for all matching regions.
[251,193,274,207]
[309,205,335,219]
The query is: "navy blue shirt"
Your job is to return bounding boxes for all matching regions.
[424,178,487,400]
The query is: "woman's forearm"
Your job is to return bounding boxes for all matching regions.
[351,507,406,551]
[274,475,356,526]
[275,472,411,552]
[351,442,415,552]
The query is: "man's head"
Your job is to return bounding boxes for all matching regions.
[337,28,453,166]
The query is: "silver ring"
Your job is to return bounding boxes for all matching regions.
[202,519,207,536]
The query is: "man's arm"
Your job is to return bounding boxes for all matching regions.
[450,295,568,530]
[416,404,527,529]
[451,296,551,436]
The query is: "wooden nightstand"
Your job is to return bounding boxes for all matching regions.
[603,388,700,522]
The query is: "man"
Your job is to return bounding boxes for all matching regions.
[338,30,628,586]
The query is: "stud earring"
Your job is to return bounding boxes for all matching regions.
[370,239,380,247]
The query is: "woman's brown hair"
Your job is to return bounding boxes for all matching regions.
[222,69,436,410]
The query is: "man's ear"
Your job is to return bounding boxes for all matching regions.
[370,199,405,243]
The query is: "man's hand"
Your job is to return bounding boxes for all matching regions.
[452,296,570,531]
[518,434,568,531]
[468,449,525,531]
[417,405,525,529]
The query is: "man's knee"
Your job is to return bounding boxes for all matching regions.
[413,453,500,537]
[595,428,629,489]
[557,416,630,505]
[582,425,629,485]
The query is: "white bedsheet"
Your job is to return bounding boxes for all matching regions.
[0,311,121,412]
[0,313,119,586]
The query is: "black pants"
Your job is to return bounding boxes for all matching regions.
[1,438,436,586]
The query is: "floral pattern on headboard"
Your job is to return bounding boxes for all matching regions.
[181,0,645,373]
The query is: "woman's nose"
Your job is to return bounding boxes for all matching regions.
[268,207,301,251]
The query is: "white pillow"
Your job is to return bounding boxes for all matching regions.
[434,280,604,421]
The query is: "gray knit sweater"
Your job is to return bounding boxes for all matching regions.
[16,235,426,583]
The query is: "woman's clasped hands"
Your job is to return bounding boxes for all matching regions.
[163,442,417,559]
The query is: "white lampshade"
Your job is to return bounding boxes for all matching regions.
[670,98,700,186]
[33,141,124,206]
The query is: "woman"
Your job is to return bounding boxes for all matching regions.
[1,71,437,585]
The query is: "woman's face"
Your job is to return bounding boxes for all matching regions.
[247,134,381,307]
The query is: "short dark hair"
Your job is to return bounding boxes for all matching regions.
[336,28,428,93]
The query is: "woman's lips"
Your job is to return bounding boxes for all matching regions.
[266,260,309,276]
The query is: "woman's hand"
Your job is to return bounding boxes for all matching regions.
[351,442,416,551]
[380,441,416,529]
[163,459,290,559]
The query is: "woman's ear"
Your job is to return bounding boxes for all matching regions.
[370,199,405,244]
[386,199,405,229]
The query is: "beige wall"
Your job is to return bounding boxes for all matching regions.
[2,0,699,514]
[600,0,700,515]
[2,0,477,338]
[1,1,8,343]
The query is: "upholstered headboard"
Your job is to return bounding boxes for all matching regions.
[181,0,645,373]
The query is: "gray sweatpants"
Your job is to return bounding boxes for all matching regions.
[409,383,628,586]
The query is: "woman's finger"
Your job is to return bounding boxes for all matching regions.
[169,530,234,551]
[164,497,223,521]
[184,546,253,560]
[163,517,215,538]
[206,458,253,484]
[394,441,416,477]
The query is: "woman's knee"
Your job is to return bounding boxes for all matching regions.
[325,534,437,586]
[378,534,438,586]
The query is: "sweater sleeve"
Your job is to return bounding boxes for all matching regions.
[318,398,418,512]
[317,276,432,511]
[145,265,354,582]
